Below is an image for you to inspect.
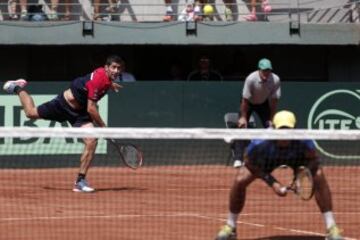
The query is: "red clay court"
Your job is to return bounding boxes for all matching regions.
[0,166,358,240]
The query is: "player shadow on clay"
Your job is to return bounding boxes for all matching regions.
[42,186,147,192]
[251,236,324,240]
[96,187,147,192]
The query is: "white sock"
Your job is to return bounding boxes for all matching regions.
[323,211,336,229]
[226,212,238,228]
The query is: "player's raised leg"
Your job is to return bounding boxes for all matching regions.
[3,79,40,119]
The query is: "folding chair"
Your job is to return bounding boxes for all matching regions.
[224,112,239,129]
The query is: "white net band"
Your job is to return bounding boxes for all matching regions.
[1,127,360,141]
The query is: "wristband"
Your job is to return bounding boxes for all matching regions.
[261,173,277,187]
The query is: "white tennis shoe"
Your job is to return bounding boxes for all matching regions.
[215,224,237,240]
[73,179,95,193]
[326,225,343,240]
[3,79,27,94]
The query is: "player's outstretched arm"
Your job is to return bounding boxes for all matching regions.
[87,99,106,128]
[111,82,123,92]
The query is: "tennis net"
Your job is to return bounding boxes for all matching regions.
[0,127,359,240]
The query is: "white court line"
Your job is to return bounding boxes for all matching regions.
[0,213,198,222]
[164,186,360,191]
[0,212,357,240]
[238,212,360,216]
[1,211,357,221]
[163,187,355,192]
[194,214,357,240]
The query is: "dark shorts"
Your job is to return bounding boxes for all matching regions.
[37,94,91,127]
[247,100,271,128]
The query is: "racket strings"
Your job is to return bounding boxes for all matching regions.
[121,145,142,168]
[296,168,314,200]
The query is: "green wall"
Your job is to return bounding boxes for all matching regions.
[2,81,360,128]
[1,81,360,168]
[108,82,360,129]
[109,82,241,127]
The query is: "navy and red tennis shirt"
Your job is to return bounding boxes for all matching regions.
[70,67,112,107]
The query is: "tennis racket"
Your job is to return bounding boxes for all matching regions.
[287,166,315,201]
[107,139,143,170]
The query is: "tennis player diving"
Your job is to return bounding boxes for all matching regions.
[3,55,123,193]
[215,110,343,240]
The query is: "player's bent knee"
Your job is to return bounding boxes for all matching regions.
[83,138,98,149]
[313,167,328,186]
[313,166,324,177]
[235,167,254,184]
[25,109,40,119]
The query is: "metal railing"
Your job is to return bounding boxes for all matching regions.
[304,1,360,23]
[0,0,358,23]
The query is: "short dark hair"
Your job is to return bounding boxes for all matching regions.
[105,55,124,66]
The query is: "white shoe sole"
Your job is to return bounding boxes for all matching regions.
[3,79,28,92]
[73,187,95,193]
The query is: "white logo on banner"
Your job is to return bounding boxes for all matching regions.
[308,89,360,159]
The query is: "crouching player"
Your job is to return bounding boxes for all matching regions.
[215,110,343,240]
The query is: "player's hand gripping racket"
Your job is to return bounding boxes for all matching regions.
[107,139,143,169]
[287,166,315,201]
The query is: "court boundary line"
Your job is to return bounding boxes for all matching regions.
[1,211,357,221]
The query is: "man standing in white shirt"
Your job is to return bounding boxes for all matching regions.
[232,58,281,168]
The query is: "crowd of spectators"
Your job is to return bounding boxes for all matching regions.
[2,0,272,22]
[6,0,71,21]
[7,0,27,20]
